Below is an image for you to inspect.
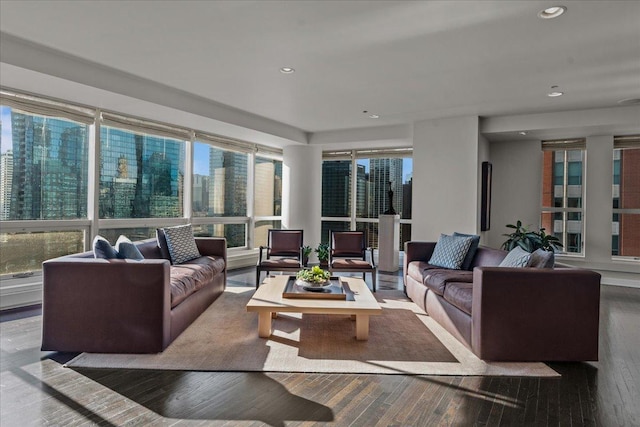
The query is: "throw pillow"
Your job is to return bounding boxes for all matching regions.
[499,246,532,268]
[527,248,555,268]
[453,232,481,270]
[428,234,474,270]
[93,235,119,259]
[162,224,201,264]
[115,235,145,260]
[156,228,172,261]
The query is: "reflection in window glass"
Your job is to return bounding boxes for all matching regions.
[0,106,89,220]
[612,147,640,257]
[255,157,282,217]
[254,220,282,248]
[0,231,85,275]
[192,142,247,217]
[100,126,184,219]
[192,223,246,248]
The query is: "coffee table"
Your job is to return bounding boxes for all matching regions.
[246,275,382,340]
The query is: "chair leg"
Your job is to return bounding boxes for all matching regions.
[256,269,261,289]
[372,271,376,292]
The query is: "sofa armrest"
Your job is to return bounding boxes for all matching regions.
[195,237,227,260]
[471,267,601,361]
[42,258,171,353]
[404,241,436,264]
[403,241,436,287]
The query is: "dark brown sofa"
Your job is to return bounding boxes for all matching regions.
[404,241,601,361]
[41,237,226,353]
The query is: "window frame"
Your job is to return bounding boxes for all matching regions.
[321,149,413,249]
[541,140,586,256]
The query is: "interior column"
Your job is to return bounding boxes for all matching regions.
[282,145,322,258]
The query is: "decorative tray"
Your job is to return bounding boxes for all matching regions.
[283,276,349,300]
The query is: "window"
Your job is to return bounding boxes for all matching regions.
[1,102,91,276]
[321,150,412,250]
[1,107,89,220]
[322,160,352,217]
[100,126,185,219]
[612,136,640,258]
[193,142,248,217]
[541,139,585,254]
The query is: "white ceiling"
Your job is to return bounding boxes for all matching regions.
[1,0,639,142]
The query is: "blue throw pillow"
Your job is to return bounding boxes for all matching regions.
[453,232,481,270]
[162,224,201,264]
[527,248,554,268]
[428,234,474,270]
[93,235,119,259]
[499,246,532,267]
[115,235,145,260]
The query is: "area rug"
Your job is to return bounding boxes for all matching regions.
[66,287,558,377]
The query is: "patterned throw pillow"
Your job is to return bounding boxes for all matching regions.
[499,246,532,268]
[115,235,145,260]
[428,234,474,270]
[453,232,481,270]
[162,224,201,264]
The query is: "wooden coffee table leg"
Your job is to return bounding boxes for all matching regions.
[258,311,272,338]
[355,314,370,340]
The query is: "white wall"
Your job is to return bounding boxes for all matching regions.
[412,116,480,240]
[485,139,542,249]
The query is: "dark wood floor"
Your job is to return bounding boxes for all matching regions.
[1,268,638,426]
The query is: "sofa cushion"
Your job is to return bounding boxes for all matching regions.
[163,224,201,265]
[499,246,532,268]
[527,248,555,268]
[423,269,473,296]
[443,282,474,315]
[170,256,225,308]
[428,234,474,270]
[453,232,481,270]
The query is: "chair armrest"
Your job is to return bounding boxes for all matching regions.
[41,258,171,353]
[195,237,227,259]
[471,267,601,361]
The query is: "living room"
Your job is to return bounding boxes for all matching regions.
[1,1,639,425]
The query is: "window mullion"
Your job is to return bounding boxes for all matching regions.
[87,110,101,251]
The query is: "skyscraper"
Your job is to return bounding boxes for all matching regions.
[368,158,403,218]
[9,112,88,220]
[0,150,13,220]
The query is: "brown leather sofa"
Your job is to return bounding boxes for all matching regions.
[404,241,601,362]
[41,237,226,353]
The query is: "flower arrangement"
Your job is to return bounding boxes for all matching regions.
[296,265,330,285]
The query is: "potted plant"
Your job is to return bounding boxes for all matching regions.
[315,243,330,267]
[501,220,563,252]
[301,245,312,267]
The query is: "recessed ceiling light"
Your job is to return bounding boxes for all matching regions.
[519,131,527,136]
[368,114,380,119]
[538,6,566,19]
[279,67,295,74]
[547,85,564,97]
